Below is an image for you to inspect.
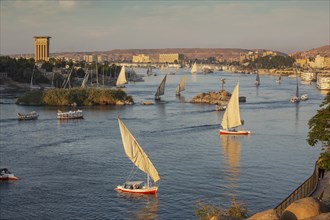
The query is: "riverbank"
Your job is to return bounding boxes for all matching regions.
[15,88,134,106]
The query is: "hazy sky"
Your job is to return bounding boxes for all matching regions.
[1,0,329,55]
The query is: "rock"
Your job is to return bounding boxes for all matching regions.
[190,90,230,105]
[302,212,330,220]
[280,197,329,220]
[248,209,280,220]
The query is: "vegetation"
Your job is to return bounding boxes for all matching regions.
[307,92,330,147]
[247,55,295,69]
[307,92,330,170]
[16,88,133,106]
[195,197,248,219]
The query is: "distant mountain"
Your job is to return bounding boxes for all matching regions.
[290,45,330,58]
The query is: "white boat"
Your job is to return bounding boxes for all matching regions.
[17,111,39,120]
[115,117,160,195]
[57,110,83,119]
[300,94,308,101]
[116,66,127,88]
[215,105,226,111]
[175,75,186,96]
[290,76,300,103]
[155,75,167,100]
[0,168,18,181]
[219,82,251,135]
[191,62,198,74]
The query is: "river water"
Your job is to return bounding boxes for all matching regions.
[0,69,326,219]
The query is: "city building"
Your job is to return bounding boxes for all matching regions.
[83,54,96,63]
[34,36,51,62]
[132,54,150,63]
[159,53,184,64]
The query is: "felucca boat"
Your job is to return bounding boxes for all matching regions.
[115,117,160,194]
[191,62,198,74]
[290,75,300,103]
[175,75,186,96]
[116,66,127,88]
[155,75,167,100]
[255,71,260,86]
[276,73,282,84]
[219,82,251,135]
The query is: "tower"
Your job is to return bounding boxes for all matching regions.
[34,36,51,62]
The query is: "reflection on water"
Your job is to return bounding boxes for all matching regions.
[176,95,186,103]
[57,118,84,127]
[119,194,159,220]
[220,135,242,196]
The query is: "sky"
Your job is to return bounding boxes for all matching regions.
[1,0,329,55]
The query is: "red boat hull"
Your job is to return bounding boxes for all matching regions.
[219,129,251,135]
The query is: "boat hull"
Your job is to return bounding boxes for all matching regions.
[0,174,18,181]
[115,186,158,195]
[219,129,251,135]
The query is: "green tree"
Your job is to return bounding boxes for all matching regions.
[307,92,330,147]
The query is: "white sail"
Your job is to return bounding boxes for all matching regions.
[176,75,187,95]
[221,82,242,130]
[191,62,198,74]
[116,66,127,87]
[118,118,160,183]
[155,75,167,98]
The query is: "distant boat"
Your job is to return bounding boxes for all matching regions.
[215,105,226,111]
[276,73,282,84]
[146,66,153,76]
[116,66,127,88]
[175,75,186,96]
[317,73,330,90]
[290,75,300,103]
[0,168,18,181]
[57,110,84,120]
[255,71,260,86]
[300,94,308,101]
[191,62,198,74]
[17,111,39,120]
[115,117,160,194]
[219,82,251,135]
[155,75,167,100]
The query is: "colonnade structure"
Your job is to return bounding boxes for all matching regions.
[34,36,51,62]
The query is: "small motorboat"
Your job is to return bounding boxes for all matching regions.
[0,168,18,181]
[57,110,84,119]
[300,94,308,101]
[290,96,300,103]
[17,111,39,120]
[215,105,226,111]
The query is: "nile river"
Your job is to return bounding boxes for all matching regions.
[0,69,326,219]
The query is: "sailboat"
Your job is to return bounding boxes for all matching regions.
[219,82,251,135]
[255,71,260,86]
[116,65,127,88]
[175,75,187,96]
[115,117,160,194]
[276,73,282,84]
[191,62,198,74]
[155,75,167,100]
[290,75,300,103]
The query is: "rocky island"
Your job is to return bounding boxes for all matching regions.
[16,88,134,106]
[190,90,230,105]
